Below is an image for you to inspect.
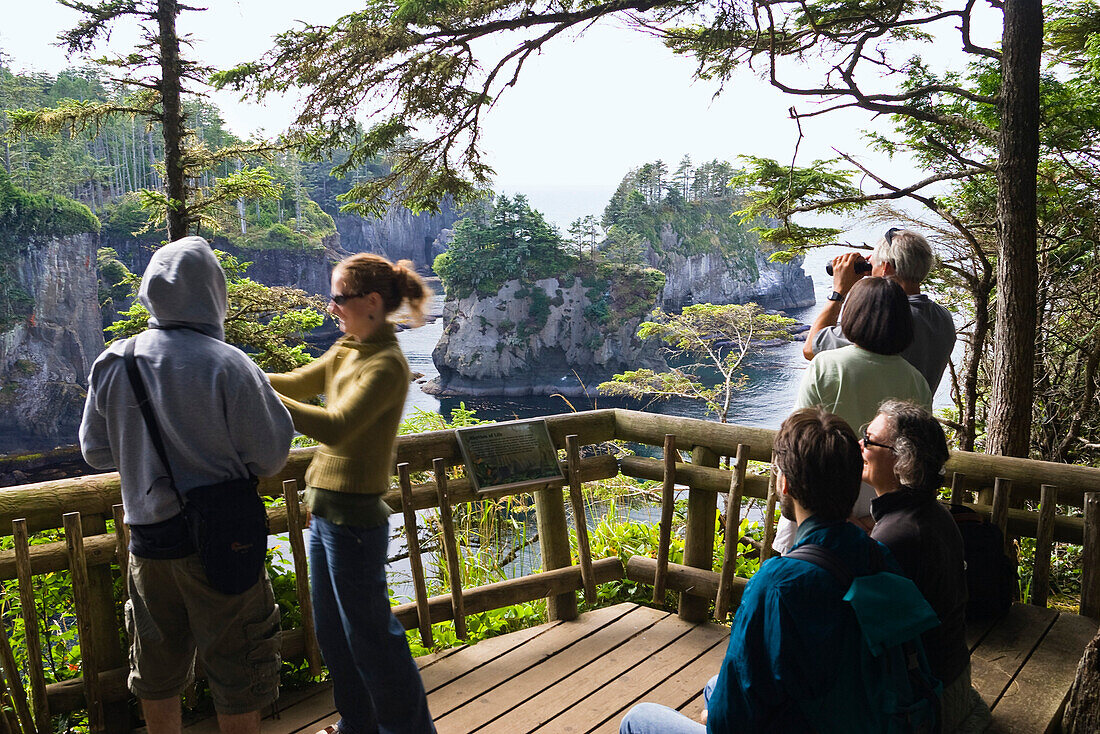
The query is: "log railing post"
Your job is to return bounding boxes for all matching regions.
[652,435,676,605]
[62,512,104,733]
[433,459,467,640]
[761,455,779,561]
[715,444,750,622]
[991,477,1012,557]
[950,472,966,505]
[12,520,48,734]
[1031,484,1057,609]
[679,445,718,623]
[534,479,577,621]
[1081,492,1100,619]
[281,480,321,676]
[564,436,597,606]
[78,514,127,734]
[110,506,128,606]
[0,609,35,734]
[398,464,434,648]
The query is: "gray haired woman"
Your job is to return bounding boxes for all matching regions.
[864,399,991,733]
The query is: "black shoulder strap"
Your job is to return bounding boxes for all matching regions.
[123,337,185,509]
[786,544,855,588]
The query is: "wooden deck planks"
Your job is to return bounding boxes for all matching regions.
[420,616,570,694]
[537,622,728,733]
[587,642,728,734]
[490,609,693,732]
[987,612,1097,734]
[970,603,1058,706]
[178,601,1096,734]
[425,604,634,720]
[434,605,661,732]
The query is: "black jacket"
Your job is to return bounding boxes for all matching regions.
[870,487,970,686]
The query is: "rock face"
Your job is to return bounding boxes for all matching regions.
[652,226,815,310]
[425,277,664,397]
[105,234,340,297]
[333,201,461,269]
[227,241,337,296]
[0,233,104,451]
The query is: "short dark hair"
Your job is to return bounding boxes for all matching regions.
[841,277,914,355]
[774,407,862,523]
[877,399,949,494]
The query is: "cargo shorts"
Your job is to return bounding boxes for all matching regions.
[124,553,281,714]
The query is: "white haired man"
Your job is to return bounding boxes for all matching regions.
[803,228,955,393]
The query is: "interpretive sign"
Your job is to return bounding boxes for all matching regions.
[455,418,565,494]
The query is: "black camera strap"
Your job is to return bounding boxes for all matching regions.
[122,336,185,510]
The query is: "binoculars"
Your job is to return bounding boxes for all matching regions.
[825,259,873,276]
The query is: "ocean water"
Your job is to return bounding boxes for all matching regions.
[381,242,959,589]
[398,244,953,430]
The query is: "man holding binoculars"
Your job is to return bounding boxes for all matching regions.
[803,228,956,393]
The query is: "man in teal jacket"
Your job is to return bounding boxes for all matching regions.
[620,407,911,733]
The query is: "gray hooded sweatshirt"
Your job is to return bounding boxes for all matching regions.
[80,236,293,525]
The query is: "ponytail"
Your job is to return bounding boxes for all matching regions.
[336,253,433,326]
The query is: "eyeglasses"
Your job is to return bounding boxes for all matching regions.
[859,424,896,452]
[330,292,365,306]
[884,227,902,245]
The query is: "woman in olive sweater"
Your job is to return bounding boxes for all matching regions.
[268,254,435,734]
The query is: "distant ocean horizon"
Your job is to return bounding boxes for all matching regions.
[496,183,619,232]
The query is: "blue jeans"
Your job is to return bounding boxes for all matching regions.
[619,675,718,734]
[310,516,435,734]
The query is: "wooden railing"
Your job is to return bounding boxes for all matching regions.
[1,408,1100,734]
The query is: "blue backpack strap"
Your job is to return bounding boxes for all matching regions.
[785,544,855,588]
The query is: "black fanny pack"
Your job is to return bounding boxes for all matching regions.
[182,476,268,594]
[123,337,269,594]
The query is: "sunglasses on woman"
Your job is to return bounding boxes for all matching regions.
[330,292,365,306]
[859,423,896,452]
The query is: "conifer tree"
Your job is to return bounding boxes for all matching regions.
[9,0,280,241]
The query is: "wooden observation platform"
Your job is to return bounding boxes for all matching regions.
[1,410,1099,734]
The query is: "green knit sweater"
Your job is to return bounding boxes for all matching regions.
[268,325,408,522]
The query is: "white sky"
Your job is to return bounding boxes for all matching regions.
[0,0,1002,235]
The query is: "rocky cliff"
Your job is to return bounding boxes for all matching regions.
[425,276,665,397]
[0,232,104,451]
[652,225,815,310]
[105,199,460,295]
[104,234,340,297]
[333,200,461,269]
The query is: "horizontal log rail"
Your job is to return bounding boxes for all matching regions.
[43,558,627,712]
[7,410,1096,536]
[625,555,747,606]
[6,408,1100,733]
[613,409,1100,507]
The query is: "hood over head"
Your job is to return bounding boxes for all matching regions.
[139,236,227,339]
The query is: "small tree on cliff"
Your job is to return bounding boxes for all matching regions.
[433,194,573,298]
[107,251,326,372]
[598,303,795,424]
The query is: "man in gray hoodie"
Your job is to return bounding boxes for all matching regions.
[80,236,294,734]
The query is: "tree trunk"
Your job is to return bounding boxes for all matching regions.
[236,159,247,234]
[1064,630,1100,733]
[148,129,158,189]
[987,0,1042,457]
[960,268,993,452]
[158,0,187,241]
